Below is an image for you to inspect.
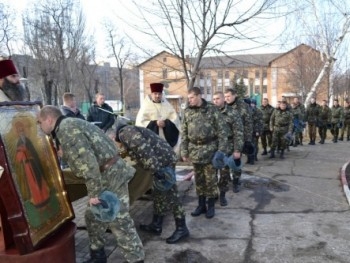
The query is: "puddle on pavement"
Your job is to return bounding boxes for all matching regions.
[241,173,290,192]
[167,249,212,263]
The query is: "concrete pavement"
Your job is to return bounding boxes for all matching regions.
[73,139,350,263]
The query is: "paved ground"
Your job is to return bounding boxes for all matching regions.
[73,139,350,263]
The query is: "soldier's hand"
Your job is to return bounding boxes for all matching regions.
[89,197,101,206]
[233,151,241,159]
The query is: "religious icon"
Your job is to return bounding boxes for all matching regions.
[0,102,74,254]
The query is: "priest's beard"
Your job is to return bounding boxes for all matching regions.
[1,78,28,101]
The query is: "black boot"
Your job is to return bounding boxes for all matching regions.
[206,198,215,219]
[219,191,227,206]
[248,155,254,165]
[166,217,190,244]
[255,154,258,161]
[279,149,284,159]
[191,196,207,217]
[140,214,163,235]
[333,136,338,143]
[83,248,107,263]
[347,136,350,141]
[261,148,267,155]
[269,150,275,159]
[339,136,343,141]
[233,177,240,193]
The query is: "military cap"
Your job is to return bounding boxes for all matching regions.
[225,155,242,171]
[212,151,226,169]
[153,166,176,191]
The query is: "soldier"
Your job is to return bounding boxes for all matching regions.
[212,91,243,206]
[224,88,253,192]
[260,98,274,155]
[305,98,320,145]
[37,106,145,263]
[318,100,332,144]
[340,99,350,141]
[290,102,304,147]
[250,99,264,163]
[181,87,230,219]
[115,120,189,244]
[269,101,293,159]
[330,99,344,143]
[292,97,306,145]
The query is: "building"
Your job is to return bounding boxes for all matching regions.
[138,44,328,109]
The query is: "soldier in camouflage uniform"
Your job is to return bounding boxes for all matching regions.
[250,99,264,163]
[260,98,274,155]
[330,99,344,143]
[212,91,243,206]
[292,97,306,145]
[224,88,253,192]
[37,106,145,263]
[115,123,189,244]
[340,100,350,141]
[318,100,332,144]
[269,101,293,159]
[305,98,320,145]
[181,87,230,219]
[290,102,304,147]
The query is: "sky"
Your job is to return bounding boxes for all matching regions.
[4,0,289,64]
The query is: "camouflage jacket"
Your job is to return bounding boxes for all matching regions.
[291,105,304,121]
[305,103,320,123]
[181,99,230,163]
[331,105,344,124]
[251,107,264,135]
[228,98,253,142]
[54,117,135,198]
[118,125,177,170]
[319,106,332,124]
[343,106,350,124]
[270,109,293,133]
[260,104,274,131]
[219,104,244,153]
[294,103,306,120]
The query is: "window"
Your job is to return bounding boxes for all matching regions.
[200,72,204,79]
[162,68,168,79]
[255,70,260,79]
[200,86,205,94]
[225,70,230,79]
[255,85,260,93]
[262,85,267,93]
[207,87,211,94]
[163,57,167,62]
[217,70,223,79]
[243,70,248,78]
[262,70,267,78]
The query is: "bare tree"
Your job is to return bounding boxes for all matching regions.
[0,3,17,56]
[23,0,91,104]
[104,22,134,109]
[127,0,280,89]
[287,0,350,107]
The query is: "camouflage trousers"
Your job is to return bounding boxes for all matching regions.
[153,182,185,219]
[318,125,328,141]
[85,183,145,262]
[271,128,288,150]
[193,163,217,198]
[341,122,350,138]
[261,130,272,149]
[330,123,339,138]
[308,123,317,141]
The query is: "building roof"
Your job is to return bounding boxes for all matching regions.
[198,53,283,69]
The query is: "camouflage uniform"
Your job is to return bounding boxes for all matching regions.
[330,105,344,142]
[55,117,144,263]
[291,103,305,145]
[340,105,350,141]
[318,105,332,144]
[260,104,274,153]
[250,106,264,162]
[181,99,230,217]
[305,102,320,144]
[118,125,184,218]
[269,108,293,158]
[117,124,189,244]
[227,98,253,181]
[217,104,244,196]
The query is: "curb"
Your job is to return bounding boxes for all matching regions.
[340,160,350,205]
